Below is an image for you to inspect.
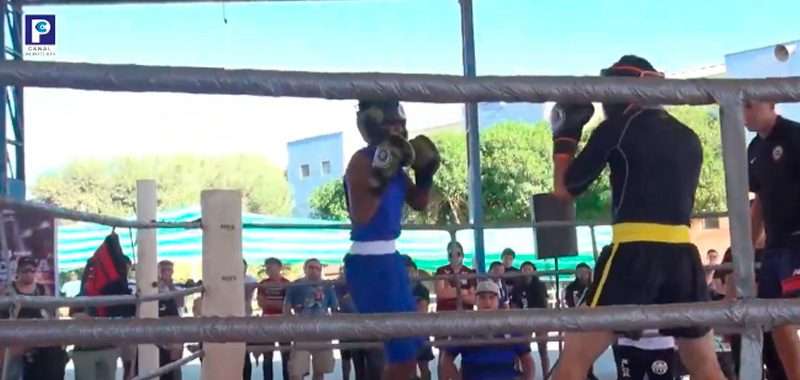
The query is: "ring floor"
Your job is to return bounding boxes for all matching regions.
[63,342,624,380]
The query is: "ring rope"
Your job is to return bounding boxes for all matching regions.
[2,61,799,104]
[0,285,203,309]
[129,349,204,380]
[0,197,200,229]
[0,299,794,347]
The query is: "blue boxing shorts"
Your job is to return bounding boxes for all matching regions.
[757,247,800,299]
[344,244,424,364]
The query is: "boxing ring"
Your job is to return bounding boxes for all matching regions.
[0,2,800,380]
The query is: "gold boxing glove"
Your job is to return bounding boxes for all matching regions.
[409,135,441,190]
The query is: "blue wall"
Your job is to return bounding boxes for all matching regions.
[725,41,800,141]
[287,132,345,217]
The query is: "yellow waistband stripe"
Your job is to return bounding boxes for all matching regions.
[611,223,691,244]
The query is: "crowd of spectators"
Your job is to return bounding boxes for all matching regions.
[3,241,746,380]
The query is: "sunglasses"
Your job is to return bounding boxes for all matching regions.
[19,268,36,274]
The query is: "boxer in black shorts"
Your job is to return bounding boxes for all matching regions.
[747,101,800,380]
[549,55,726,380]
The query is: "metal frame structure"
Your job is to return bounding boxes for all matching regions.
[1,0,23,194]
[2,1,797,379]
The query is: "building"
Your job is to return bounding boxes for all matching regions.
[725,40,800,123]
[287,102,545,217]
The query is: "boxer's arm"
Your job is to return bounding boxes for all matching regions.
[345,152,382,225]
[562,120,618,197]
[439,351,463,380]
[750,196,764,247]
[518,352,535,380]
[404,172,430,211]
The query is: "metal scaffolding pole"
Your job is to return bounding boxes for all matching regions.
[459,0,485,273]
[717,94,761,380]
[6,0,22,185]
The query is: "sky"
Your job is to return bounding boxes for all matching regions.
[18,0,800,184]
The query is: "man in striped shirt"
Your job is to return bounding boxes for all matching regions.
[440,281,534,380]
[256,257,292,380]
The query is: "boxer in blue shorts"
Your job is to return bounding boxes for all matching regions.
[747,101,800,380]
[343,99,441,380]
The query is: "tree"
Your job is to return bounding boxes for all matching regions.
[308,179,348,221]
[32,154,293,217]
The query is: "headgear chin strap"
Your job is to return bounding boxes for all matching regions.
[356,100,407,145]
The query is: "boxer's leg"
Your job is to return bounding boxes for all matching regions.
[345,253,421,380]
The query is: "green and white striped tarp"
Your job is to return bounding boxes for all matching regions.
[57,206,613,277]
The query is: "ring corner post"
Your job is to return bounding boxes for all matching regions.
[200,189,245,380]
[459,0,485,273]
[717,95,762,380]
[135,179,160,375]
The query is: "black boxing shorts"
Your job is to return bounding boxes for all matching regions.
[584,223,711,339]
[613,344,679,380]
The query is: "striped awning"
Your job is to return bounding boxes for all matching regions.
[57,206,612,274]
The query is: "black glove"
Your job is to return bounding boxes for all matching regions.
[369,134,415,194]
[550,103,594,156]
[409,135,441,190]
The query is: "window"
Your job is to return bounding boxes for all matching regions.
[321,161,331,175]
[300,164,310,178]
[702,218,720,230]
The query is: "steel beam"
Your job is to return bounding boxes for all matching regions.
[459,0,485,273]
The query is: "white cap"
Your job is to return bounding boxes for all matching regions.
[475,280,500,296]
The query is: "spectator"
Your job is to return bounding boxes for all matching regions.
[440,281,535,380]
[1,257,66,380]
[562,262,598,380]
[284,258,338,380]
[488,261,509,308]
[501,248,519,287]
[60,271,81,297]
[434,241,477,312]
[563,263,592,308]
[509,261,550,378]
[242,260,256,380]
[157,260,183,380]
[706,249,724,293]
[257,258,291,380]
[121,256,137,380]
[404,255,433,380]
[337,260,382,380]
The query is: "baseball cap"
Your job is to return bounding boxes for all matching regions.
[475,281,500,296]
[17,256,37,269]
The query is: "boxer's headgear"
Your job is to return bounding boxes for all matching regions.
[600,55,664,118]
[356,100,407,145]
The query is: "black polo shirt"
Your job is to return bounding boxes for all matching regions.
[748,116,800,249]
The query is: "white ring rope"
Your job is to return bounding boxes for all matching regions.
[0,299,795,347]
[0,61,799,104]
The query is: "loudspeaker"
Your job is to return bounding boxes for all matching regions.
[531,193,578,259]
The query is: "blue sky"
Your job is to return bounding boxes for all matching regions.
[19,0,800,183]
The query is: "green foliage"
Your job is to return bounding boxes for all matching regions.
[308,179,349,221]
[666,106,726,213]
[303,105,727,225]
[32,154,293,217]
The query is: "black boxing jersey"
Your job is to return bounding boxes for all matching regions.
[565,108,703,225]
[748,116,800,249]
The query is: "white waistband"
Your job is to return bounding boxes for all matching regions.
[617,336,676,350]
[350,240,396,255]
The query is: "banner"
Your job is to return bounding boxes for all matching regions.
[0,210,58,296]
